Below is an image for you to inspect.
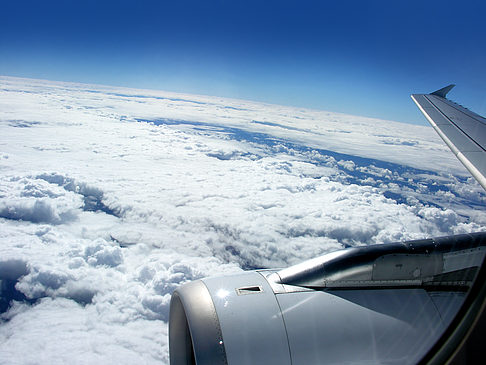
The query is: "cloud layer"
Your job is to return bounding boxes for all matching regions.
[0,76,484,364]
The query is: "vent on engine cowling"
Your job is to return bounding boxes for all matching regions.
[236,285,263,295]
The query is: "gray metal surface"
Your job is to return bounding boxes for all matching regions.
[411,88,486,190]
[202,271,292,365]
[272,233,486,290]
[428,291,466,327]
[426,94,486,147]
[169,234,486,365]
[276,289,447,365]
[169,280,228,365]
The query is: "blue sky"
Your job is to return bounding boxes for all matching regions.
[1,0,486,125]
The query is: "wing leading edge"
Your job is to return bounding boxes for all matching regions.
[411,86,486,191]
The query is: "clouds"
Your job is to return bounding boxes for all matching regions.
[0,176,82,224]
[0,76,485,364]
[0,298,169,364]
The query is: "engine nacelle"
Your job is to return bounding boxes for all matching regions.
[169,233,486,365]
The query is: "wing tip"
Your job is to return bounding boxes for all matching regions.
[430,84,456,98]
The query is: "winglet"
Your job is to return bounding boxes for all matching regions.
[430,84,455,98]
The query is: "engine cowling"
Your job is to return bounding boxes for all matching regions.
[169,232,486,365]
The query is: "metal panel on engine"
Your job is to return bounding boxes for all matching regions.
[202,272,292,365]
[275,289,445,365]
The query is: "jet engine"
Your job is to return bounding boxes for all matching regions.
[169,232,486,365]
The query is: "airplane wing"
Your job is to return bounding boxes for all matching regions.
[411,85,486,190]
